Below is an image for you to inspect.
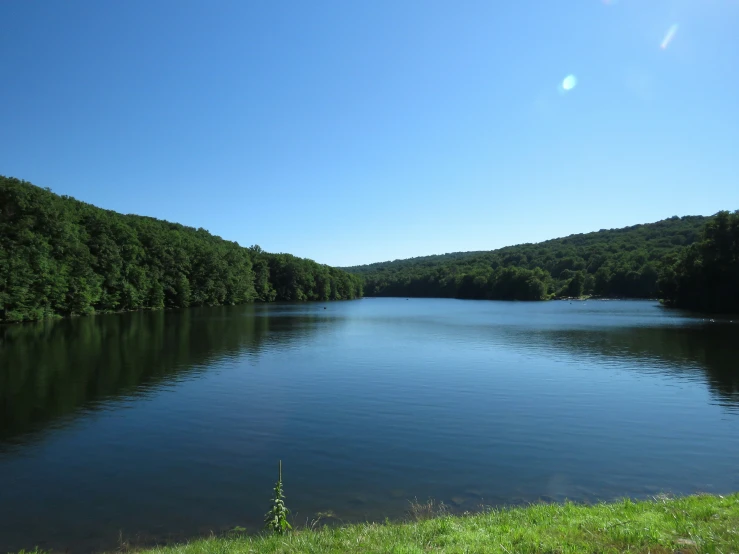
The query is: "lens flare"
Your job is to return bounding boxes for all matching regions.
[561,75,578,91]
[660,24,678,50]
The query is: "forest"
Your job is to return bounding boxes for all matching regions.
[0,177,363,323]
[659,210,739,314]
[2,176,736,320]
[345,211,739,313]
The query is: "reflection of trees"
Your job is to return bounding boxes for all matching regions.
[0,305,327,444]
[3,302,736,447]
[509,323,739,407]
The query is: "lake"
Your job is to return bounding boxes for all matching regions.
[1,299,738,552]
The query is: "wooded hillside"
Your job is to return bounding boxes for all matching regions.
[344,216,710,301]
[0,177,362,323]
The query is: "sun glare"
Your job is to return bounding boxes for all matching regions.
[661,24,679,50]
[561,74,578,91]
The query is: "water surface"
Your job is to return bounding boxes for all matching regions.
[1,299,738,552]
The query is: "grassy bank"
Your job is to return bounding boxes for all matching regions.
[134,494,738,554]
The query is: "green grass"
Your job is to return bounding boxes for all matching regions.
[133,494,738,554]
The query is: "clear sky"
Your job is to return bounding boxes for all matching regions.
[1,1,737,266]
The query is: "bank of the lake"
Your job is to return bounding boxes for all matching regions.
[135,494,738,554]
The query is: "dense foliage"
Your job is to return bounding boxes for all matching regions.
[0,177,362,322]
[345,216,709,301]
[659,210,739,313]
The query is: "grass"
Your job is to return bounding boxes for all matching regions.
[128,493,738,554]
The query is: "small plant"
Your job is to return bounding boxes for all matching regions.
[307,510,336,531]
[264,460,292,534]
[408,497,448,521]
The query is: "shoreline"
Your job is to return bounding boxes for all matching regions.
[85,493,739,554]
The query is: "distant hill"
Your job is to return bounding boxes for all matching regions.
[343,215,711,300]
[0,176,362,323]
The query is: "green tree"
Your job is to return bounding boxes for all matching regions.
[661,210,739,312]
[0,176,363,323]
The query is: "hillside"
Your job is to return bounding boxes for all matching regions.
[344,216,710,300]
[0,177,362,323]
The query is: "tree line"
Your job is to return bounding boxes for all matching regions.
[3,176,735,318]
[345,212,739,313]
[659,210,739,313]
[0,177,362,323]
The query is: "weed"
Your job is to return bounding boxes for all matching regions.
[263,460,292,535]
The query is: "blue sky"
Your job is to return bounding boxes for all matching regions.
[1,1,737,266]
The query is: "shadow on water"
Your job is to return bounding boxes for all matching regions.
[0,304,332,447]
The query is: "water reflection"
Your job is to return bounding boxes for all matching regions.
[0,300,737,553]
[2,302,738,449]
[0,304,331,446]
[504,323,739,408]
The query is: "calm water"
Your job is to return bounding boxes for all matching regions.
[1,299,738,552]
